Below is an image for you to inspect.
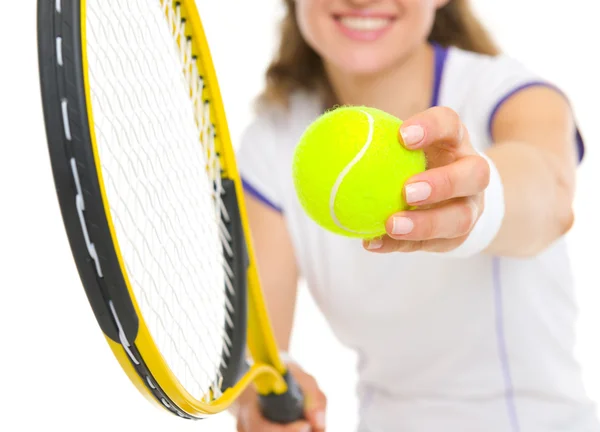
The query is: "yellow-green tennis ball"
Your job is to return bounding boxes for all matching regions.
[292,106,427,239]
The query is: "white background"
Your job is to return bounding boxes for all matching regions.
[1,1,598,431]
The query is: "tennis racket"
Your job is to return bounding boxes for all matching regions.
[37,0,303,423]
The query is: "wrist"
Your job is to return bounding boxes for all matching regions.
[246,350,296,367]
[278,351,296,365]
[441,151,505,258]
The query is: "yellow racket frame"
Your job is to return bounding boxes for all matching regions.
[81,0,291,417]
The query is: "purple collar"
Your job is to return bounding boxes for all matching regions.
[430,42,449,107]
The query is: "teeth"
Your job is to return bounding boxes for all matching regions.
[339,16,391,31]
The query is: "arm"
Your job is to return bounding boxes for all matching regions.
[244,193,299,351]
[485,86,578,256]
[235,194,328,432]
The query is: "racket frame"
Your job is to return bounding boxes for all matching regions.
[37,0,302,421]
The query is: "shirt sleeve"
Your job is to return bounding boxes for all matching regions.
[468,53,585,163]
[235,114,284,213]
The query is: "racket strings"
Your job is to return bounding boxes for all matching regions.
[165,0,237,368]
[165,0,237,361]
[89,17,224,401]
[160,0,238,398]
[86,0,236,402]
[87,7,223,333]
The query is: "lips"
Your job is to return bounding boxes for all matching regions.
[337,16,393,32]
[333,12,396,42]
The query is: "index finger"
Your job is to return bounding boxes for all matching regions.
[399,106,475,158]
[304,389,327,431]
[250,409,311,432]
[260,421,311,432]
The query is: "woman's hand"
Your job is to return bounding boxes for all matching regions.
[364,106,491,253]
[235,362,327,432]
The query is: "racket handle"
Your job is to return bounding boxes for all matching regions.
[259,372,305,424]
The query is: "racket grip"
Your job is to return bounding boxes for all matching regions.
[259,372,305,424]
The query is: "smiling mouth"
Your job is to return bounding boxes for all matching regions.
[335,15,395,32]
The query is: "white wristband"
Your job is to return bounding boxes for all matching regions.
[278,351,296,365]
[245,351,296,366]
[439,151,505,258]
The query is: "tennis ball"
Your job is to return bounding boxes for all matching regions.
[292,106,427,239]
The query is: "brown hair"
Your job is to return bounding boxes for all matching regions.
[259,0,499,108]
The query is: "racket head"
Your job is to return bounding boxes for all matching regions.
[37,0,303,421]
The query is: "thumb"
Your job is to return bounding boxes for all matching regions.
[289,421,312,432]
[303,385,327,431]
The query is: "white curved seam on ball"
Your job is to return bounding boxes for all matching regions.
[329,110,380,236]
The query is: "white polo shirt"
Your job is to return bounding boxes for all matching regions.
[236,44,597,432]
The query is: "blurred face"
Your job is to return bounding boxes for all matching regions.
[295,0,449,75]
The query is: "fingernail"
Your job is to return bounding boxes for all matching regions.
[405,182,431,204]
[315,410,326,428]
[366,238,383,250]
[400,125,425,147]
[300,425,311,432]
[392,217,414,235]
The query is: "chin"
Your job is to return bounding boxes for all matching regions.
[330,51,400,77]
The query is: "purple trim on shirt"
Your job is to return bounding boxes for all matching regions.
[487,81,585,163]
[430,43,449,107]
[575,128,585,163]
[493,257,521,432]
[241,178,283,213]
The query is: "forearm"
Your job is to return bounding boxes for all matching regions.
[245,193,299,351]
[231,195,299,415]
[484,141,576,257]
[259,270,299,353]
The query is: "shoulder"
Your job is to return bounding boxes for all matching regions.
[439,46,547,141]
[445,46,536,80]
[441,46,541,107]
[439,45,584,161]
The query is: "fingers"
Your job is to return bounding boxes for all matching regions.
[399,106,474,158]
[299,372,327,431]
[362,196,483,253]
[403,154,490,206]
[386,197,480,241]
[289,421,313,432]
[237,401,312,432]
[364,235,466,254]
[236,362,327,432]
[304,388,327,431]
[258,420,311,432]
